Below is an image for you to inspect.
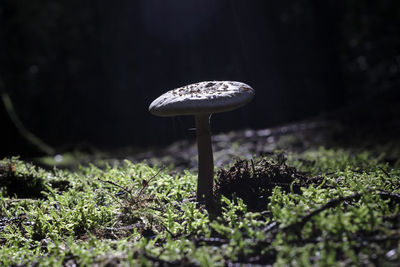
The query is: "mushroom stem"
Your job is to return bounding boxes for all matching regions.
[195,113,214,204]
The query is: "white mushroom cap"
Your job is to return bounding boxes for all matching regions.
[149,81,255,117]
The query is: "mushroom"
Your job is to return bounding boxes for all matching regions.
[149,81,255,205]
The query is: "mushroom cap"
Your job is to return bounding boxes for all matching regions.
[149,81,255,117]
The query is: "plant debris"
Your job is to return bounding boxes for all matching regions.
[215,155,325,210]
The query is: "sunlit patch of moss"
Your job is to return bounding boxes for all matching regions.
[0,148,400,266]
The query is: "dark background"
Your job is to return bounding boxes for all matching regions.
[1,0,399,156]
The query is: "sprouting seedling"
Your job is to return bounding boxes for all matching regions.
[149,81,255,207]
[99,166,165,207]
[135,167,164,202]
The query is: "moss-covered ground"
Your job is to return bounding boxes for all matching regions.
[1,143,399,266]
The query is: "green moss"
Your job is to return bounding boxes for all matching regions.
[0,149,399,266]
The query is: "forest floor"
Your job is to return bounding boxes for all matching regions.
[1,96,400,265]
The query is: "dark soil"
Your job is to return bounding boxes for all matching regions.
[0,160,70,198]
[0,160,45,198]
